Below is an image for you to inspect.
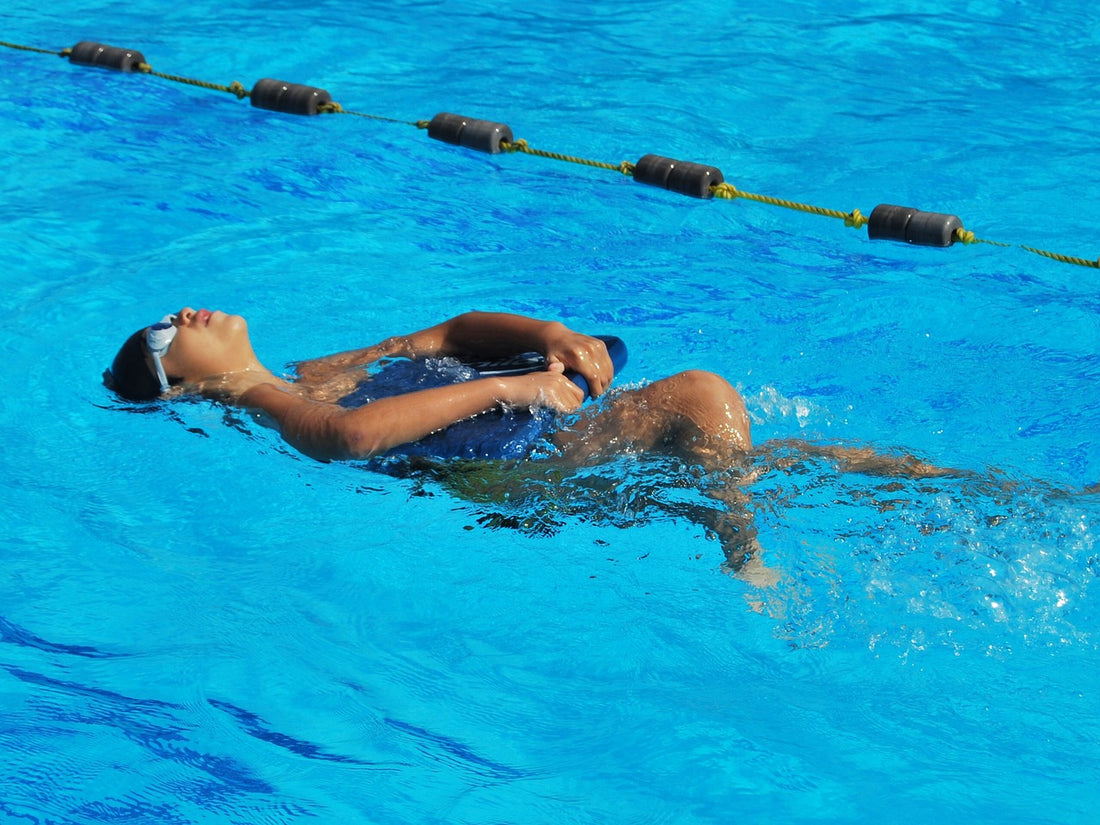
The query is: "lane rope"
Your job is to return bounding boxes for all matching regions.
[4,38,1096,270]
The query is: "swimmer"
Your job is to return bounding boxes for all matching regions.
[105,307,955,577]
[105,308,754,468]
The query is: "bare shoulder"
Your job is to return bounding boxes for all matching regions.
[238,383,353,461]
[239,382,318,416]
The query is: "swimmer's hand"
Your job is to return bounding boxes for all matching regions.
[541,325,614,397]
[499,365,585,412]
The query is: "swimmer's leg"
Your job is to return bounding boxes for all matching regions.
[551,371,776,583]
[694,479,779,586]
[551,370,753,470]
[756,438,969,479]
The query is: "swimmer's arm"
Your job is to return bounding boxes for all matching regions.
[288,314,516,381]
[241,371,583,461]
[291,337,411,383]
[295,312,614,395]
[429,312,615,396]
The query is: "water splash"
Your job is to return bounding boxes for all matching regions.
[388,446,1099,655]
[744,458,1099,654]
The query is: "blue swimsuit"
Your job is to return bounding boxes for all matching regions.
[338,357,556,460]
[337,336,628,462]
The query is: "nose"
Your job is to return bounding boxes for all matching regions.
[176,307,196,325]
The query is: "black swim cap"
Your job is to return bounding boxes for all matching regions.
[104,327,162,401]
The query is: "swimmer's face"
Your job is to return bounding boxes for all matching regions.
[157,307,255,384]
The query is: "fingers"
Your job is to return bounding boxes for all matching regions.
[547,334,613,397]
[532,371,584,412]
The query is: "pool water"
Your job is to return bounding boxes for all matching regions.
[2,0,1099,822]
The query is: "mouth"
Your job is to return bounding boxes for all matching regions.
[197,309,212,326]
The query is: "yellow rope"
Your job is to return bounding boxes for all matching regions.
[953,228,1012,248]
[1020,246,1100,268]
[137,64,249,98]
[0,40,65,56]
[321,104,422,126]
[712,182,867,228]
[502,139,633,175]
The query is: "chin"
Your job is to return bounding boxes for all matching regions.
[214,310,248,331]
[227,313,253,349]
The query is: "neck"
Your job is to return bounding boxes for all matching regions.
[195,364,295,402]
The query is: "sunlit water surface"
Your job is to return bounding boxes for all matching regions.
[1,0,1098,822]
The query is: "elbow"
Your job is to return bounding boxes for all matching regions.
[340,428,386,460]
[455,310,488,322]
[447,310,488,336]
[285,410,387,462]
[335,414,400,460]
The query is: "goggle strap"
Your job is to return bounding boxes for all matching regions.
[152,357,170,393]
[146,315,178,394]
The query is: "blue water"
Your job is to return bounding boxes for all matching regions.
[2,1,1099,822]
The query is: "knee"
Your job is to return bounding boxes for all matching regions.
[666,370,744,413]
[670,369,736,397]
[662,370,752,448]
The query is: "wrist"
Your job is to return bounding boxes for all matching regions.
[539,320,568,350]
[493,375,518,407]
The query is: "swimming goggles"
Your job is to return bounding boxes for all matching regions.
[146,314,178,392]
